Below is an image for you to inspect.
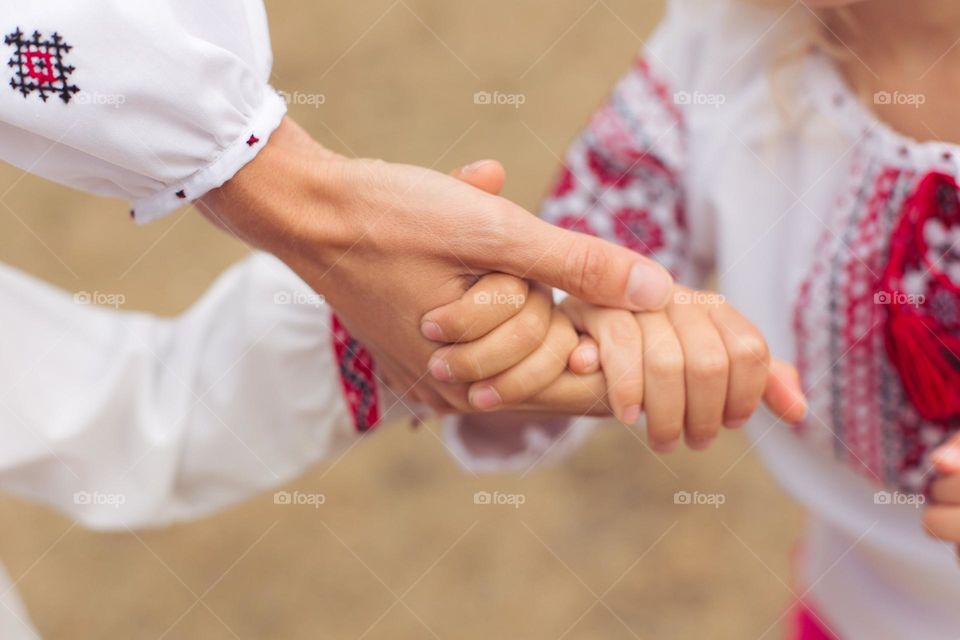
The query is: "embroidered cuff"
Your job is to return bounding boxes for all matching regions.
[331,314,381,432]
[130,90,287,224]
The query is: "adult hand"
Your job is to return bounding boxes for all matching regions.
[199,117,672,411]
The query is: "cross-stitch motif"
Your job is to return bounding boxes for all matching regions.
[5,28,79,104]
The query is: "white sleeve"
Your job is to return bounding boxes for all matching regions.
[0,0,286,224]
[0,253,377,530]
[442,414,598,475]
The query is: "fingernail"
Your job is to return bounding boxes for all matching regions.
[421,320,443,342]
[578,346,599,369]
[429,358,452,382]
[470,385,502,410]
[461,160,491,176]
[725,418,748,429]
[627,262,674,310]
[621,404,641,424]
[652,439,679,454]
[687,436,716,451]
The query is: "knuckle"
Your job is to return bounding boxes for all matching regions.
[514,311,549,344]
[688,350,730,383]
[729,334,770,366]
[604,313,639,344]
[564,242,609,297]
[495,276,529,303]
[647,351,684,380]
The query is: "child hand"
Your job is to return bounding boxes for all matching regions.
[421,277,581,411]
[559,287,808,452]
[924,438,960,558]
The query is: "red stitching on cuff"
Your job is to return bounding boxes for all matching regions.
[331,314,380,432]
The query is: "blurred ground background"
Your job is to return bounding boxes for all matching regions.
[0,1,803,638]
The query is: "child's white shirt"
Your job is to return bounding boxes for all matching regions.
[539,1,960,637]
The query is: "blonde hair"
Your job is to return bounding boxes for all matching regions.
[740,0,863,124]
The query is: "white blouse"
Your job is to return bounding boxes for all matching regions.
[537,1,960,638]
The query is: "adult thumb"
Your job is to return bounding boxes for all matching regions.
[485,209,675,312]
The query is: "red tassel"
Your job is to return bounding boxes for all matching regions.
[880,171,960,421]
[884,310,960,421]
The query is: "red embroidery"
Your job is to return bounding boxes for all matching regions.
[540,56,695,283]
[331,314,380,432]
[5,29,79,104]
[794,160,960,494]
[175,190,186,199]
[246,135,260,147]
[25,51,55,84]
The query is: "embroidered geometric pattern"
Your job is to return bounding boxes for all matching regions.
[540,56,701,285]
[331,314,380,432]
[794,156,960,495]
[5,28,79,104]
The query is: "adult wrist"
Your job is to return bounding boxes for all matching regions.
[198,117,357,272]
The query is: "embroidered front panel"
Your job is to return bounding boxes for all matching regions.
[794,161,960,493]
[540,58,697,283]
[5,28,79,104]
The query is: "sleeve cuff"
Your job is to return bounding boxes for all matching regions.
[130,90,288,224]
[441,414,598,474]
[331,313,382,432]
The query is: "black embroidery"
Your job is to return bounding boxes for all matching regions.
[176,190,186,199]
[5,28,79,104]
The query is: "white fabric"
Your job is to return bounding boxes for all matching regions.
[646,1,960,638]
[0,0,287,223]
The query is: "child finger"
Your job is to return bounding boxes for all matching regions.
[518,371,611,415]
[635,312,685,452]
[933,434,960,475]
[467,311,580,410]
[923,505,960,542]
[428,285,551,382]
[708,302,771,427]
[569,336,601,375]
[762,359,808,424]
[667,298,728,450]
[421,274,531,343]
[931,475,960,505]
[565,303,643,425]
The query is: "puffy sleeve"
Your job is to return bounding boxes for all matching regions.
[0,0,285,224]
[540,0,716,288]
[0,253,408,529]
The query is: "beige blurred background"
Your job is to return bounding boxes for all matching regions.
[0,1,803,638]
